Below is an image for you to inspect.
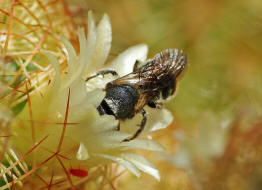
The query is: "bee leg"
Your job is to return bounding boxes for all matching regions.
[170,80,177,95]
[133,60,144,71]
[115,121,120,131]
[156,103,163,109]
[86,69,118,81]
[122,109,147,142]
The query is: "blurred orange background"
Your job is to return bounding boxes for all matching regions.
[1,0,262,189]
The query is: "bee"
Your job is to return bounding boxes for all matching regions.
[86,49,187,141]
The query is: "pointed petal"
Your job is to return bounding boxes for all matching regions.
[82,11,97,73]
[68,90,104,122]
[120,139,165,152]
[45,53,60,93]
[89,14,112,72]
[86,11,97,53]
[121,152,160,181]
[110,44,148,76]
[92,153,141,177]
[61,37,77,74]
[97,131,130,147]
[146,108,173,132]
[78,28,88,72]
[76,142,89,160]
[60,28,88,91]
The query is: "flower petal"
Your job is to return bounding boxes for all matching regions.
[61,37,77,74]
[77,142,89,160]
[121,152,160,181]
[120,139,165,152]
[88,14,112,72]
[60,28,89,91]
[145,108,173,132]
[110,44,148,76]
[44,52,60,94]
[81,11,97,74]
[92,153,141,177]
[97,131,130,147]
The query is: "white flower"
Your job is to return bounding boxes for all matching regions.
[13,11,173,182]
[168,111,230,170]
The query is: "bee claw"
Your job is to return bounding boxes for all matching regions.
[86,69,118,81]
[115,122,120,131]
[121,109,147,142]
[121,138,130,142]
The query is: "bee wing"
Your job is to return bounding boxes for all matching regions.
[154,48,187,80]
[110,71,157,90]
[110,72,142,87]
[107,48,187,111]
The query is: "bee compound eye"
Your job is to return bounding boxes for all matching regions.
[97,100,114,116]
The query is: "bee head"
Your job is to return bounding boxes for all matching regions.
[97,85,139,119]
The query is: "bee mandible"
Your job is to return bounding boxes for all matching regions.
[86,49,187,141]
